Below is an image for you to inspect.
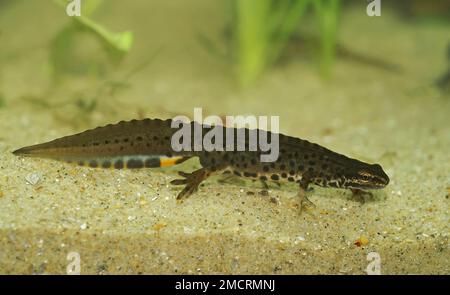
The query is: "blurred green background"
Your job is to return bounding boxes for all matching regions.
[0,0,448,127]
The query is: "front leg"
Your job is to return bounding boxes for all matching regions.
[350,188,373,204]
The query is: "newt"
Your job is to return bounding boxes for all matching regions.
[13,118,389,209]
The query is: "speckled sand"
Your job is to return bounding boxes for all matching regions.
[0,1,449,274]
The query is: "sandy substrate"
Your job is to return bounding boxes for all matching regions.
[0,1,448,274]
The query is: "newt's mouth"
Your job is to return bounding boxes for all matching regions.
[347,182,387,190]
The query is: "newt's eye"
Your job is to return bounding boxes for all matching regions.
[358,171,372,178]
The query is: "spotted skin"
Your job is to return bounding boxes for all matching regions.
[13,118,389,209]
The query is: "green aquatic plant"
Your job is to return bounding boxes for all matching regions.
[201,0,341,86]
[312,0,340,77]
[233,0,310,86]
[0,93,5,109]
[50,0,133,78]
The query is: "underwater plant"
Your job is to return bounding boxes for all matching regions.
[50,0,134,79]
[233,0,310,86]
[201,0,341,86]
[312,0,340,77]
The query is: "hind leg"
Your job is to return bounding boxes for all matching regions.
[170,168,213,200]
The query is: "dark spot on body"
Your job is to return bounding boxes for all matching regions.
[288,177,295,182]
[281,173,287,178]
[102,161,111,168]
[89,160,98,168]
[127,159,144,169]
[114,160,124,169]
[145,158,160,167]
[244,172,257,178]
[234,171,241,177]
[174,157,187,164]
[271,174,279,181]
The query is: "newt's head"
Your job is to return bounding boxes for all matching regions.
[344,163,390,190]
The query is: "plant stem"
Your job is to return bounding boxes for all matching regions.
[234,0,271,87]
[314,0,340,77]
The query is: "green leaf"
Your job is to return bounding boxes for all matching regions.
[53,0,133,57]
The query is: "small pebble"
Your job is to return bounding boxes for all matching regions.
[354,236,369,247]
[294,236,306,244]
[25,173,41,185]
[153,222,167,231]
[80,223,87,230]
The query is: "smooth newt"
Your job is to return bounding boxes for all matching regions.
[13,118,389,209]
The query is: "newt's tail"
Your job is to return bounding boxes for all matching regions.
[12,118,194,169]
